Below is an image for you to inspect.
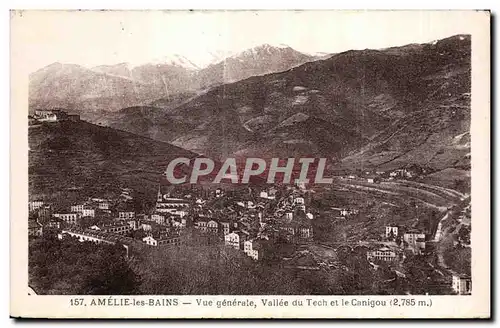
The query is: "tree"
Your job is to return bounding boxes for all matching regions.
[78,248,140,295]
[457,226,471,245]
[29,235,140,295]
[131,229,147,240]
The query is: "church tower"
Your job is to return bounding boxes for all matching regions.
[157,185,163,203]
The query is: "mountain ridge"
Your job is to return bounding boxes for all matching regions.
[101,34,471,174]
[30,35,471,186]
[29,44,319,114]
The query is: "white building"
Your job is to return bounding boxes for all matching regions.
[34,110,64,122]
[81,208,95,218]
[244,240,261,260]
[452,274,472,295]
[367,247,398,262]
[220,222,231,235]
[71,204,85,213]
[195,220,208,233]
[57,229,132,258]
[127,220,137,230]
[367,176,381,183]
[139,222,153,231]
[119,211,135,220]
[297,227,313,239]
[58,229,115,245]
[71,204,95,217]
[169,209,188,218]
[29,201,44,212]
[98,201,110,210]
[293,197,305,205]
[404,231,426,254]
[171,218,187,229]
[156,187,191,213]
[53,213,79,225]
[151,213,166,225]
[142,235,182,247]
[142,235,158,246]
[207,220,218,234]
[224,231,246,250]
[90,223,132,235]
[385,226,399,238]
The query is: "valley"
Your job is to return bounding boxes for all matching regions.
[27,34,472,297]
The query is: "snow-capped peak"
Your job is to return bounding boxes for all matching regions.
[232,43,294,59]
[205,50,234,66]
[255,43,291,52]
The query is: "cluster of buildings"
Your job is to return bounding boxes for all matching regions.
[52,210,184,255]
[365,224,428,263]
[29,197,112,226]
[385,225,427,254]
[57,228,140,258]
[29,175,470,295]
[328,207,359,220]
[29,109,80,124]
[151,186,190,228]
[217,188,315,262]
[28,192,185,250]
[345,165,429,183]
[147,184,316,262]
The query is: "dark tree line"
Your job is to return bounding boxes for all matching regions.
[29,235,140,295]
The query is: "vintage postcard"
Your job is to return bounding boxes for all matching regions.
[10,10,490,319]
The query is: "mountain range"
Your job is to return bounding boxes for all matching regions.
[29,44,319,117]
[29,35,471,197]
[93,35,471,169]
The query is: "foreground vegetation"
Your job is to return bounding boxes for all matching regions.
[30,232,453,295]
[29,234,139,295]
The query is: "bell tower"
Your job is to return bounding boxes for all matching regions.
[157,185,163,203]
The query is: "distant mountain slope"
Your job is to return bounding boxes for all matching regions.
[182,35,470,165]
[29,62,180,116]
[28,120,198,201]
[91,62,135,79]
[31,35,471,177]
[92,105,196,143]
[341,35,471,172]
[29,44,317,118]
[102,35,470,165]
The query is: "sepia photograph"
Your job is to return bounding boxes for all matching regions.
[10,9,490,318]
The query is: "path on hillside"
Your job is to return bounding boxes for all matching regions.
[335,178,462,210]
[433,212,449,243]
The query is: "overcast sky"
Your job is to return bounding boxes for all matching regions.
[12,10,475,73]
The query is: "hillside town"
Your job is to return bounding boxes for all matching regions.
[28,169,471,295]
